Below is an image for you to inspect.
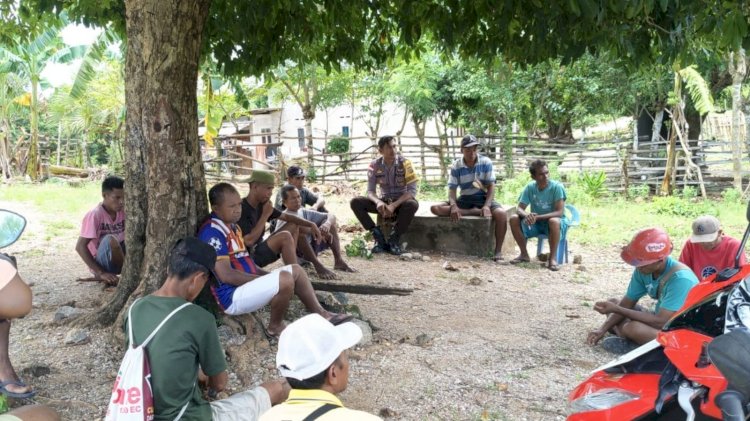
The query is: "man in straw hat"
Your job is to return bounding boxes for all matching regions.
[586,228,698,354]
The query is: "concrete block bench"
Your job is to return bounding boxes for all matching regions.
[398,202,515,257]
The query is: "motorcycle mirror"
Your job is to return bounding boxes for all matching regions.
[0,210,26,249]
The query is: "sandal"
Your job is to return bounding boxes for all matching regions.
[548,263,561,272]
[0,380,36,399]
[327,313,354,326]
[509,257,530,265]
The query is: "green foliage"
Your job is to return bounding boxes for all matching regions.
[677,66,714,115]
[651,196,718,218]
[306,166,317,183]
[326,137,350,154]
[0,395,7,413]
[345,235,373,259]
[628,184,651,199]
[579,171,608,199]
[681,186,698,200]
[722,187,743,203]
[419,181,448,201]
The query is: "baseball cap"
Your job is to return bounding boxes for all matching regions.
[690,215,721,243]
[461,135,480,148]
[172,237,217,272]
[276,314,362,380]
[242,169,276,185]
[287,166,306,178]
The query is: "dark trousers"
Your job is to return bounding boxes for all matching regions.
[349,197,419,236]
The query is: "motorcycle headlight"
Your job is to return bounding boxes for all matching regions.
[569,388,640,413]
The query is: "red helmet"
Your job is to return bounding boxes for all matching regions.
[620,227,673,267]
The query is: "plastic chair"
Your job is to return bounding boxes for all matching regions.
[535,204,581,265]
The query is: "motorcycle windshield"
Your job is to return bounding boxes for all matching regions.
[662,287,734,338]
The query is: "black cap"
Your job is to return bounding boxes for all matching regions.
[461,135,480,148]
[173,237,217,272]
[287,166,306,178]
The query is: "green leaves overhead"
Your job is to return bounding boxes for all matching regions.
[678,65,714,115]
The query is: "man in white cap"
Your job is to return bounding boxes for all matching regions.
[679,215,746,281]
[260,314,381,420]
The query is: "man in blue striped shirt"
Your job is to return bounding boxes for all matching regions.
[430,135,508,261]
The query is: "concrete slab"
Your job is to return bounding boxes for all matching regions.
[402,210,516,257]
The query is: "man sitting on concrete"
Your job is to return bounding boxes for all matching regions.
[274,166,327,213]
[274,185,355,280]
[259,314,381,421]
[350,135,419,255]
[238,170,323,268]
[430,134,508,262]
[508,159,567,271]
[679,215,746,280]
[75,175,125,285]
[125,237,289,420]
[199,183,351,337]
[587,228,699,354]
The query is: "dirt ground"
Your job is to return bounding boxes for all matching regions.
[1,192,639,421]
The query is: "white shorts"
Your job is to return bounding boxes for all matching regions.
[224,265,293,315]
[210,386,271,421]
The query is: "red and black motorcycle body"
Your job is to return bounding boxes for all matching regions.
[568,265,750,420]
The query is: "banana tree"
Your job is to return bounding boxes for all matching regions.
[0,14,86,179]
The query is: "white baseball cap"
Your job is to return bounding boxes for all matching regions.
[276,314,362,380]
[690,215,721,243]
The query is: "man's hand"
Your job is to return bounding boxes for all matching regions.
[385,203,397,218]
[593,300,618,315]
[481,206,491,217]
[587,328,606,345]
[450,204,461,222]
[523,212,538,225]
[98,272,119,286]
[261,201,274,219]
[320,221,332,235]
[310,224,323,244]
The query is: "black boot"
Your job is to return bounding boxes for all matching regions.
[388,233,402,255]
[370,227,389,253]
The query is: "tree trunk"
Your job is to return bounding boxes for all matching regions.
[85,0,210,327]
[413,116,427,181]
[730,49,746,191]
[25,78,39,180]
[56,123,62,166]
[435,117,448,181]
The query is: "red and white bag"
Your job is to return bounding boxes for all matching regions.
[105,300,191,421]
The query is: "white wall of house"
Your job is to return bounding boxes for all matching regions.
[255,100,457,159]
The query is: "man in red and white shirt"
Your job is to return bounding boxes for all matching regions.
[75,176,125,285]
[679,215,746,281]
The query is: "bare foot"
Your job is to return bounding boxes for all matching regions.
[334,263,357,273]
[509,255,530,264]
[316,268,338,280]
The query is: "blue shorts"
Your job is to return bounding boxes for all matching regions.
[522,219,569,239]
[96,234,124,274]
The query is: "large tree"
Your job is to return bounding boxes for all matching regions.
[21,0,750,326]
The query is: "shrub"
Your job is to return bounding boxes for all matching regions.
[652,196,717,218]
[628,184,650,199]
[722,187,742,204]
[681,185,697,200]
[345,234,373,259]
[579,171,608,198]
[306,166,317,182]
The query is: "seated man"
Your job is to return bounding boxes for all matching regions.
[275,185,355,279]
[274,166,327,213]
[0,405,60,421]
[238,170,323,268]
[260,314,381,421]
[199,183,350,337]
[508,159,567,271]
[125,237,289,420]
[430,135,508,261]
[679,215,746,280]
[75,176,125,285]
[587,228,699,354]
[349,135,419,255]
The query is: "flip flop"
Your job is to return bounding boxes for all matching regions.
[0,380,36,399]
[509,257,530,265]
[328,313,354,326]
[548,264,561,272]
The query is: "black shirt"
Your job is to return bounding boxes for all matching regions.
[238,198,282,245]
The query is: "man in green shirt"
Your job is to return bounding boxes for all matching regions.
[125,237,288,420]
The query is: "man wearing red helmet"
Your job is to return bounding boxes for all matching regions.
[587,228,699,354]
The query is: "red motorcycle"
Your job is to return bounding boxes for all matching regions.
[568,205,750,420]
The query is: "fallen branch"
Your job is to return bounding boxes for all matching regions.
[311,281,413,296]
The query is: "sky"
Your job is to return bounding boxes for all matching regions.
[40,23,101,87]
